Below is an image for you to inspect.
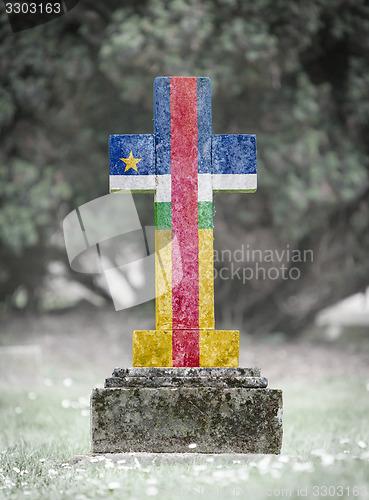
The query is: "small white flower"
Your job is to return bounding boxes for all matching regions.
[13,467,20,474]
[146,477,158,485]
[39,459,46,463]
[81,410,89,417]
[24,491,31,496]
[321,454,335,466]
[61,400,70,409]
[358,440,367,449]
[27,392,37,400]
[188,443,197,449]
[15,407,22,414]
[256,455,272,473]
[63,378,73,387]
[104,462,114,469]
[335,453,349,460]
[339,438,349,445]
[193,465,207,471]
[108,482,121,490]
[311,448,325,457]
[292,462,314,472]
[146,486,158,496]
[206,457,214,463]
[212,470,225,478]
[271,468,281,479]
[78,396,89,405]
[273,461,283,470]
[48,469,58,477]
[89,458,99,463]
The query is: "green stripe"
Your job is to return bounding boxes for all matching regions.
[155,201,213,229]
[155,202,172,229]
[198,201,213,229]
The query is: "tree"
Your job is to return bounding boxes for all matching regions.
[0,0,368,334]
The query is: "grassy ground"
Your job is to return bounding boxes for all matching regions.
[1,309,369,499]
[1,378,369,498]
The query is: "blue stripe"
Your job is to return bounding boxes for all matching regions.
[197,77,212,174]
[109,134,155,175]
[212,134,257,175]
[154,77,171,175]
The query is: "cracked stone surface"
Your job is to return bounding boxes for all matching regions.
[91,372,283,454]
[112,367,261,377]
[105,375,268,388]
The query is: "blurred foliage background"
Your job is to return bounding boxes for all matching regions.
[0,0,369,336]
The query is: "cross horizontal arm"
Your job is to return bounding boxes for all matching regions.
[212,134,257,193]
[109,134,155,193]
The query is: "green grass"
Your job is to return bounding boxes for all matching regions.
[0,378,369,499]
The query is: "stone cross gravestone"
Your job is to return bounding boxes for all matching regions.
[91,77,283,454]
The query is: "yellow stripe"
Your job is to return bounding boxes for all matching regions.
[155,230,172,330]
[133,330,173,367]
[199,330,239,367]
[198,228,215,329]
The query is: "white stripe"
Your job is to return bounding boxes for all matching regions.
[198,174,212,201]
[110,175,155,192]
[213,174,257,192]
[156,174,171,202]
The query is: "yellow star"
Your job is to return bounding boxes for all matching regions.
[120,151,142,172]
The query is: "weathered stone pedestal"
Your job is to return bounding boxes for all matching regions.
[91,367,283,454]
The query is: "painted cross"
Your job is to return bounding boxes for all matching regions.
[109,77,257,367]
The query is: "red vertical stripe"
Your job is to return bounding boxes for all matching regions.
[170,77,199,367]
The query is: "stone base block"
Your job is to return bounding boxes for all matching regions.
[91,368,283,454]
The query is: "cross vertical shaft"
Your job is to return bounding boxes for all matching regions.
[154,77,214,366]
